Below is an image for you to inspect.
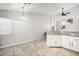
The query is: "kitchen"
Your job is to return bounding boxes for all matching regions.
[0,3,79,56]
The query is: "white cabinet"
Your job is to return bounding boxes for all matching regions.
[72,37,79,52]
[62,36,70,49]
[62,36,73,49]
[47,35,56,46]
[47,34,79,53]
[62,36,79,52]
[47,35,62,47]
[56,36,62,46]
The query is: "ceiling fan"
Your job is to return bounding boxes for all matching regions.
[61,8,71,16]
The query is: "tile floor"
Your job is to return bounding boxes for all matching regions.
[0,38,79,56]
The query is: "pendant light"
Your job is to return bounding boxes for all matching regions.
[20,3,26,21]
[21,3,31,21]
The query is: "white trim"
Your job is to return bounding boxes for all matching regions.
[0,37,44,48]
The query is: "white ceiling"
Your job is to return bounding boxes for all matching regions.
[0,3,79,15]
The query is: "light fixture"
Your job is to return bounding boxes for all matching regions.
[22,6,24,17]
[20,3,27,21]
[20,3,31,22]
[61,8,71,16]
[66,18,73,23]
[24,3,31,5]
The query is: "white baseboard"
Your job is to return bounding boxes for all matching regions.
[0,37,44,48]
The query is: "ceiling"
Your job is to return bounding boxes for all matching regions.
[0,3,79,15]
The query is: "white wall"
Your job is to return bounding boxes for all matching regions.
[0,18,12,34]
[0,10,51,48]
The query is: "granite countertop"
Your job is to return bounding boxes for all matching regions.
[47,31,79,37]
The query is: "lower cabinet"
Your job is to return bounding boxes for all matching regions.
[47,35,56,46]
[47,35,62,47]
[61,36,79,52]
[62,36,73,49]
[72,37,79,52]
[56,36,62,47]
[47,35,79,53]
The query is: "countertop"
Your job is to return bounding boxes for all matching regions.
[47,31,79,37]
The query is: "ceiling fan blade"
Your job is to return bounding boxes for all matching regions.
[65,12,71,14]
